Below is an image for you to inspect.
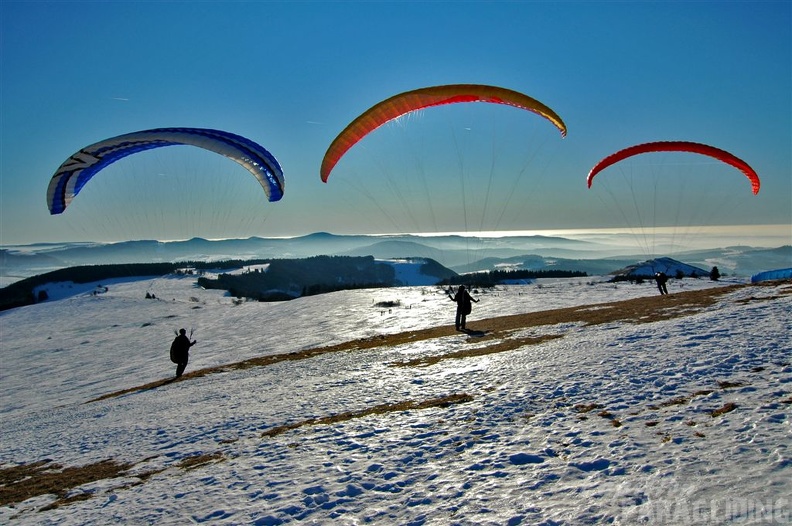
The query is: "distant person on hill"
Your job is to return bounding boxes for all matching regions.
[448,285,479,331]
[654,272,669,295]
[170,328,197,377]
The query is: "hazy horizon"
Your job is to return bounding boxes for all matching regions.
[1,223,788,249]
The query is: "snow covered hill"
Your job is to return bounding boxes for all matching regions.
[611,256,710,279]
[1,274,790,524]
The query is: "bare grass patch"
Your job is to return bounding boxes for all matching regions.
[0,459,133,509]
[711,402,738,417]
[262,393,473,438]
[390,334,562,367]
[177,452,225,471]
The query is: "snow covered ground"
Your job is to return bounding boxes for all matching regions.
[1,273,790,525]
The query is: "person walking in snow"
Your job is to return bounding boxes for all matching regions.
[448,285,478,331]
[170,328,197,377]
[654,272,669,295]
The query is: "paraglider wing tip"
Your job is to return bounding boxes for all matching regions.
[47,195,67,215]
[320,158,334,182]
[585,170,597,188]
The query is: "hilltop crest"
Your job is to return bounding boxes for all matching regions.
[611,257,709,280]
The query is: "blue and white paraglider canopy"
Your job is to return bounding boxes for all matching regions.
[47,127,284,214]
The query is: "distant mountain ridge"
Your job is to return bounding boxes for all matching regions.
[2,233,789,285]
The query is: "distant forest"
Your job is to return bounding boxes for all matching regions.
[197,256,399,301]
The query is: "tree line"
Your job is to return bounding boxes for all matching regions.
[197,256,398,301]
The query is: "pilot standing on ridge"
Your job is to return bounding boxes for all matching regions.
[170,328,197,377]
[449,285,479,331]
[654,272,669,295]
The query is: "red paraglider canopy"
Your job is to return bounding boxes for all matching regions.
[587,141,760,195]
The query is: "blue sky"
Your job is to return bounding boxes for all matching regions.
[1,1,790,245]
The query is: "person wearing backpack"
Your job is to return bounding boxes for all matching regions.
[170,328,197,377]
[654,272,669,295]
[448,285,479,331]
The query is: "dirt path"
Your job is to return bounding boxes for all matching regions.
[91,282,792,404]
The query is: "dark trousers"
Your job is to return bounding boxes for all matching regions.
[456,309,467,330]
[175,359,189,377]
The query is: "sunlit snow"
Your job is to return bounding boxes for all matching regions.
[1,272,790,525]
